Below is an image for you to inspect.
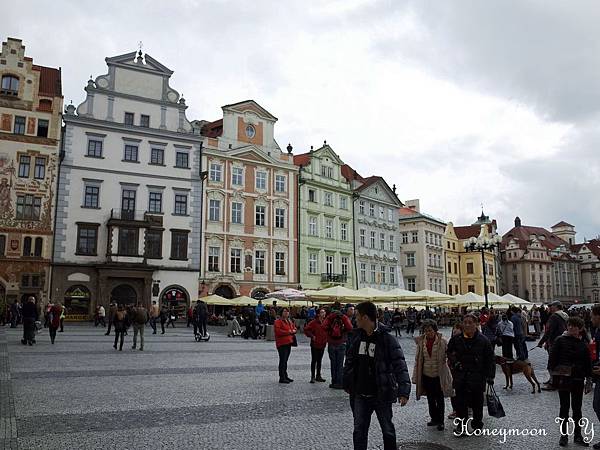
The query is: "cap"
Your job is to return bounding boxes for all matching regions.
[549,300,562,308]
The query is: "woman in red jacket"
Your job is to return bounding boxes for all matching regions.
[274,308,297,384]
[304,308,327,383]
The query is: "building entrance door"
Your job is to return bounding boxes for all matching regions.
[111,284,137,305]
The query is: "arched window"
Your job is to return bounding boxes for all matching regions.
[1,75,19,96]
[23,237,32,256]
[34,237,43,257]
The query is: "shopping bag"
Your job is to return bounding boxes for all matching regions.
[486,384,505,418]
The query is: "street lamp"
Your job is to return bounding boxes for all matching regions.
[463,234,502,308]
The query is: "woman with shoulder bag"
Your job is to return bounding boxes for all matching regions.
[274,308,297,384]
[549,316,593,447]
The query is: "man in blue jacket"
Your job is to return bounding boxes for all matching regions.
[343,301,410,450]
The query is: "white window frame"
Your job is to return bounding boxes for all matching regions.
[275,175,286,193]
[341,222,347,241]
[255,205,266,226]
[309,253,318,274]
[208,199,220,221]
[209,163,222,182]
[231,167,243,186]
[231,202,243,224]
[325,219,333,239]
[360,229,366,247]
[275,208,285,228]
[255,171,267,190]
[309,216,318,236]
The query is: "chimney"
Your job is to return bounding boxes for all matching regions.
[514,217,521,227]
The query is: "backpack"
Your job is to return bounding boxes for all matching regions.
[329,313,344,339]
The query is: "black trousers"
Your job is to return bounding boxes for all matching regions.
[406,322,416,335]
[114,330,125,350]
[455,386,484,428]
[277,344,292,380]
[106,319,113,335]
[22,318,35,343]
[558,383,584,437]
[49,325,58,344]
[501,336,514,359]
[422,375,445,424]
[310,346,325,378]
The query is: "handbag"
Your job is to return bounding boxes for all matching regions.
[486,384,505,418]
[291,334,298,347]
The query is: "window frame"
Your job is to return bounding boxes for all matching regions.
[231,167,243,186]
[139,114,150,128]
[174,193,188,216]
[275,175,286,193]
[275,252,286,275]
[34,157,46,179]
[148,192,163,214]
[230,248,242,273]
[144,229,163,259]
[255,250,266,274]
[175,151,189,169]
[170,231,189,260]
[208,246,220,272]
[255,205,266,226]
[1,74,19,95]
[275,207,285,228]
[123,144,139,162]
[18,155,30,178]
[150,147,165,165]
[87,139,103,158]
[14,116,25,135]
[76,224,99,256]
[118,228,139,256]
[208,199,221,221]
[83,185,100,209]
[37,119,49,138]
[124,112,135,126]
[231,202,243,224]
[255,171,267,190]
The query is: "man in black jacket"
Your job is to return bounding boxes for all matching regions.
[447,313,495,433]
[21,296,38,346]
[343,301,410,450]
[537,300,569,389]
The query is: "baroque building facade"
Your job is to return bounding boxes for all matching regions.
[52,50,202,318]
[198,100,298,298]
[398,200,446,292]
[0,38,62,306]
[293,144,354,290]
[347,170,404,290]
[572,238,600,303]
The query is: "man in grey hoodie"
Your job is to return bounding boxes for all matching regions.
[537,300,569,390]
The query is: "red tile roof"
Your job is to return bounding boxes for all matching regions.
[32,65,62,97]
[398,207,418,216]
[293,152,311,167]
[341,164,364,182]
[454,225,486,239]
[552,221,574,228]
[502,224,568,251]
[200,119,223,138]
[572,239,600,258]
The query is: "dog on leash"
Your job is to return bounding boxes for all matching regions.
[495,355,541,393]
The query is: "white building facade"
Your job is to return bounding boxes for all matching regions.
[52,51,202,317]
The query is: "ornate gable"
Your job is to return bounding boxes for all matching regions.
[105,51,174,76]
[223,100,277,122]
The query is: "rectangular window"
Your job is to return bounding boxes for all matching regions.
[124,144,138,162]
[18,155,30,178]
[37,119,49,138]
[148,192,162,213]
[124,112,134,126]
[145,229,162,259]
[275,208,285,228]
[388,209,393,222]
[209,163,222,181]
[401,232,408,244]
[87,140,103,157]
[121,189,136,216]
[0,234,5,256]
[341,256,349,276]
[140,114,150,128]
[411,231,418,243]
[381,265,386,284]
[370,264,376,283]
[309,216,317,236]
[34,157,45,179]
[14,116,25,134]
[255,250,265,274]
[325,219,333,239]
[308,189,316,202]
[255,205,265,226]
[360,263,366,282]
[275,252,285,275]
[359,201,365,215]
[208,246,220,271]
[407,277,416,292]
[341,222,348,241]
[232,167,243,186]
[209,199,220,221]
[175,152,189,168]
[340,196,347,210]
[171,231,188,260]
[255,171,267,190]
[360,229,366,247]
[84,185,99,208]
[118,228,138,256]
[448,261,452,273]
[275,175,286,192]
[16,195,41,220]
[454,263,458,273]
[76,224,98,255]
[406,253,415,267]
[467,262,474,274]
[388,235,394,252]
[389,267,396,285]
[325,255,334,274]
[369,203,375,217]
[309,253,317,274]
[380,233,385,250]
[324,192,333,207]
[468,285,475,293]
[150,148,164,165]
[370,231,376,249]
[320,165,333,178]
[174,194,187,215]
[231,202,242,224]
[230,248,242,273]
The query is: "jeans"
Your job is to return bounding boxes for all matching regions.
[22,318,35,343]
[310,346,325,379]
[423,375,444,424]
[132,323,144,349]
[328,343,345,386]
[277,344,292,380]
[114,330,125,350]
[455,386,484,429]
[352,396,396,450]
[559,383,584,437]
[150,317,157,333]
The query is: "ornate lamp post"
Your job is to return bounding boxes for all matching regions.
[463,234,502,308]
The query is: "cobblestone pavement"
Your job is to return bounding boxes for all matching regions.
[2,323,599,450]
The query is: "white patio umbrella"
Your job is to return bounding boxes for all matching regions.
[501,293,532,305]
[199,294,230,305]
[266,288,306,301]
[356,287,387,300]
[414,290,454,302]
[306,285,364,301]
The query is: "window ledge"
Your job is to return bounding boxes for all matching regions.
[149,163,166,167]
[75,252,97,256]
[147,211,164,215]
[145,256,163,260]
[170,257,189,261]
[81,206,101,209]
[174,166,190,170]
[85,155,105,159]
[172,213,189,217]
[122,159,140,163]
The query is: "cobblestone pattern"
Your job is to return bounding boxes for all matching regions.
[0,327,17,450]
[5,323,600,450]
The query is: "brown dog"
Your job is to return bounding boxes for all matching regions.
[495,355,541,393]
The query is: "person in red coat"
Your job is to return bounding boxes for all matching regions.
[304,308,328,383]
[48,303,62,344]
[274,308,297,384]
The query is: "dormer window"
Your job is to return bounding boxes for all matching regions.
[1,75,19,96]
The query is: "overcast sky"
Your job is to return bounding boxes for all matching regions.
[4,0,600,240]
